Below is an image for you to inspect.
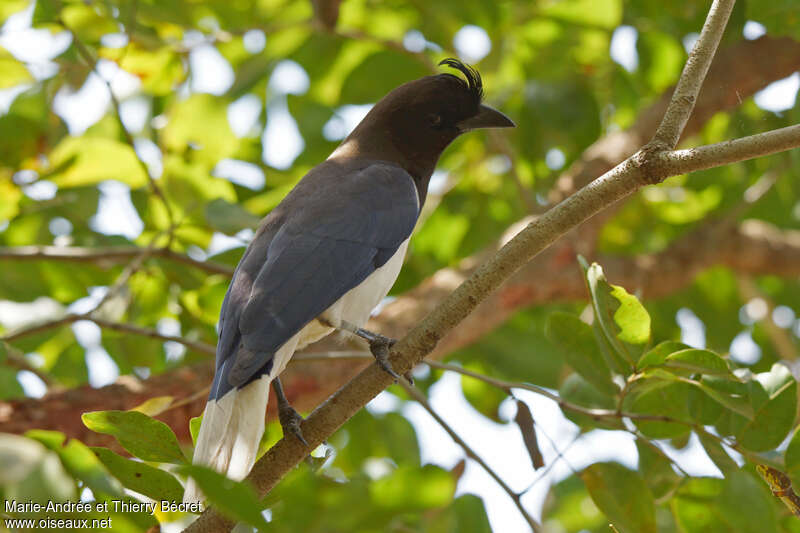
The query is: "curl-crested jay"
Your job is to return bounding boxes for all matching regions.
[184,58,514,503]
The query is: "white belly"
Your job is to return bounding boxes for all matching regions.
[326,238,410,328]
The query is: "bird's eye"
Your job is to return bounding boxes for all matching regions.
[428,113,443,129]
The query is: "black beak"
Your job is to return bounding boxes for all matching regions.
[457,104,516,132]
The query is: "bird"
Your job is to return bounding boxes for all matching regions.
[184,58,514,503]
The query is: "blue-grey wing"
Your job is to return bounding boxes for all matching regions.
[209,163,418,399]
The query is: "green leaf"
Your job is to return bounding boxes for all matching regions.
[716,471,778,533]
[635,440,680,500]
[786,426,800,490]
[626,381,692,439]
[447,494,493,533]
[736,363,797,452]
[694,377,754,420]
[638,30,685,92]
[581,462,656,533]
[0,0,30,25]
[546,311,617,395]
[608,284,651,345]
[0,364,24,400]
[177,464,270,528]
[32,0,58,25]
[162,94,241,167]
[205,198,262,234]
[558,373,623,430]
[697,430,739,476]
[92,447,185,502]
[130,396,174,417]
[541,0,622,29]
[664,349,731,375]
[370,464,455,510]
[26,430,124,497]
[0,46,32,88]
[61,3,118,44]
[638,340,691,368]
[82,410,186,464]
[333,410,421,474]
[687,383,724,424]
[104,44,186,95]
[0,433,75,504]
[340,50,430,104]
[190,415,203,447]
[47,137,148,188]
[460,361,508,422]
[581,259,650,367]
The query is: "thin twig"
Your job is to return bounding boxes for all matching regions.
[0,245,234,276]
[2,313,216,356]
[520,431,582,495]
[89,316,215,354]
[62,18,175,227]
[426,361,687,425]
[3,344,57,387]
[400,382,542,533]
[93,230,167,313]
[651,0,736,148]
[647,123,800,182]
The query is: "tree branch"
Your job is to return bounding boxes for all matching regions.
[651,0,735,149]
[647,124,800,181]
[550,34,800,204]
[2,313,216,354]
[0,245,234,276]
[63,18,176,227]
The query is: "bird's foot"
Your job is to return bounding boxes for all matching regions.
[277,402,308,447]
[272,377,308,447]
[357,328,413,384]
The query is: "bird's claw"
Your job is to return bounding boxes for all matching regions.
[368,336,414,384]
[278,404,308,447]
[368,336,401,381]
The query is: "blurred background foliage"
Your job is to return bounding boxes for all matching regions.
[1,0,800,531]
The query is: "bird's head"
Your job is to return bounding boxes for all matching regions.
[336,58,514,191]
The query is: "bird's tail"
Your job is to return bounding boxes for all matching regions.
[183,335,302,505]
[182,374,271,504]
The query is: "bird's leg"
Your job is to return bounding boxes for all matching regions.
[324,318,412,384]
[272,377,308,447]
